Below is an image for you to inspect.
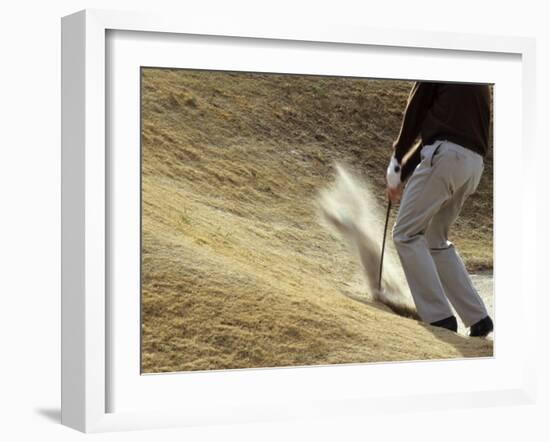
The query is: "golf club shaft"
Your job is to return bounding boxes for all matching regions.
[378,199,392,291]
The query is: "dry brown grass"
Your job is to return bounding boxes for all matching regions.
[141,68,493,373]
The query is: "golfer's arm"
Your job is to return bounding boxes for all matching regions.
[392,82,436,163]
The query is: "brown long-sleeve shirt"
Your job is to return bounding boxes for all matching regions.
[393,82,491,181]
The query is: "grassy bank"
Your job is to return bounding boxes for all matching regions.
[140,69,493,373]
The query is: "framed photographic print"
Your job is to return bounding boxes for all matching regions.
[61,9,537,433]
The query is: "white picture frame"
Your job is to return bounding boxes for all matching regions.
[61,9,538,433]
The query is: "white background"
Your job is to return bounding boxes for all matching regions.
[109,30,523,415]
[0,0,548,441]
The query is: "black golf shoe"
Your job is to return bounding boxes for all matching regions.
[430,315,458,332]
[469,316,494,337]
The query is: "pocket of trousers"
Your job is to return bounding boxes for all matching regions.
[420,141,440,163]
[429,141,444,167]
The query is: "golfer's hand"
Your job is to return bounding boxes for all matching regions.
[386,184,403,202]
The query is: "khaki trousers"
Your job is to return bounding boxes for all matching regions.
[392,140,488,326]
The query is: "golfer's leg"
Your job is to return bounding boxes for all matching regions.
[426,167,488,327]
[392,148,454,323]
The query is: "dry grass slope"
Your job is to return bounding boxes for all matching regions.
[141,68,493,373]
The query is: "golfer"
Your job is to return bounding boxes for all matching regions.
[386,81,493,337]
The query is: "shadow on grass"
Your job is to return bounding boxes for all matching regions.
[418,323,493,359]
[343,292,493,359]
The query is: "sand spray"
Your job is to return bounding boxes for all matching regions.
[318,163,419,320]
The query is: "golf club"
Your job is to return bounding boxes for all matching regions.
[378,199,392,291]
